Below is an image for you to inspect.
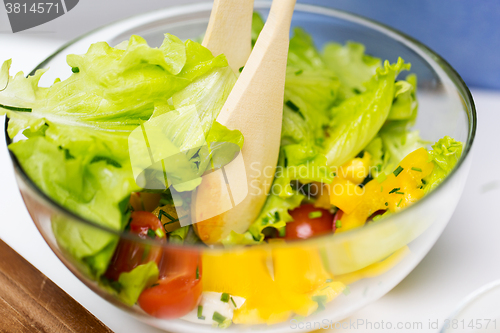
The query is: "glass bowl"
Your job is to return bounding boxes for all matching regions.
[4,1,475,332]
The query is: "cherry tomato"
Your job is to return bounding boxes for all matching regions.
[104,211,165,281]
[279,204,334,240]
[138,248,202,319]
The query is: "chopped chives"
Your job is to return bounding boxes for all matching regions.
[393,166,404,177]
[422,179,427,185]
[220,292,230,303]
[335,220,342,228]
[397,198,403,207]
[395,191,405,195]
[147,228,156,239]
[238,66,244,73]
[230,297,237,308]
[285,100,306,120]
[389,187,400,194]
[385,202,388,206]
[196,266,199,280]
[71,67,80,73]
[308,211,323,219]
[212,311,226,324]
[285,100,300,112]
[295,69,303,75]
[316,302,326,312]
[197,305,205,320]
[155,228,164,238]
[411,167,422,172]
[326,278,333,283]
[312,295,327,303]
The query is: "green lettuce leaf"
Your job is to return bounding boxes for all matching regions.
[387,74,418,121]
[99,262,159,306]
[251,12,265,46]
[322,41,381,100]
[324,58,411,167]
[1,33,236,274]
[118,262,159,306]
[424,136,463,193]
[9,134,136,276]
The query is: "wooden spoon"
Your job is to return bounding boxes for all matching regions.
[202,0,255,73]
[193,0,297,244]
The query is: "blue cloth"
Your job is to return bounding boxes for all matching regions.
[299,0,500,89]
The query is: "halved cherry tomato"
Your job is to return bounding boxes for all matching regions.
[138,248,202,319]
[279,204,334,240]
[104,211,165,281]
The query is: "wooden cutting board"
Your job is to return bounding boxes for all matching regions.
[0,239,113,333]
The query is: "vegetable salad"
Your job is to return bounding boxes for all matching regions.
[0,13,462,328]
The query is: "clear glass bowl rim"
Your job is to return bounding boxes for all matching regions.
[4,0,477,249]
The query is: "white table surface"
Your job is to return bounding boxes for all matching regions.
[1,36,499,333]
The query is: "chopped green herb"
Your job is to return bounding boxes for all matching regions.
[395,191,404,195]
[326,278,333,283]
[147,228,156,239]
[312,295,327,303]
[278,226,286,237]
[389,187,400,194]
[335,220,342,228]
[308,211,323,219]
[238,66,244,73]
[343,285,351,295]
[295,69,303,75]
[155,228,164,238]
[385,202,388,206]
[90,156,122,168]
[197,305,205,320]
[422,179,427,185]
[71,67,80,73]
[0,103,32,112]
[285,100,306,120]
[397,198,403,207]
[411,167,422,172]
[315,301,326,312]
[196,266,200,280]
[212,311,226,324]
[230,297,237,308]
[285,100,299,112]
[393,166,404,177]
[221,292,230,303]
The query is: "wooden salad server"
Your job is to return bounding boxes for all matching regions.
[202,0,255,73]
[193,0,297,244]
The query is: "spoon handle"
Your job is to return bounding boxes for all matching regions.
[202,0,255,73]
[193,0,297,244]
